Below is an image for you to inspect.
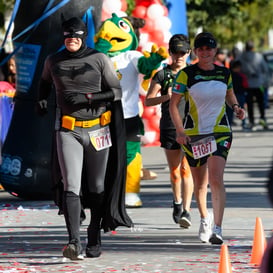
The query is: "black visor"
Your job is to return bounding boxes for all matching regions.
[194,37,217,49]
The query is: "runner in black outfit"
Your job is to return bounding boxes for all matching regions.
[37,17,132,260]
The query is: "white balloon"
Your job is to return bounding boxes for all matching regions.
[103,0,122,14]
[115,10,128,17]
[139,32,149,48]
[141,131,156,145]
[164,31,172,44]
[154,16,172,31]
[141,41,155,53]
[147,4,165,20]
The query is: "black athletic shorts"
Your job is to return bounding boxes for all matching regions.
[182,132,233,167]
[160,129,181,150]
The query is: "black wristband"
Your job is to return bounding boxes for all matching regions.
[232,103,240,110]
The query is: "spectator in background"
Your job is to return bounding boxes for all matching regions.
[230,60,248,130]
[262,54,272,109]
[0,48,9,81]
[239,40,269,130]
[230,46,242,62]
[214,48,229,67]
[6,57,16,88]
[0,55,17,171]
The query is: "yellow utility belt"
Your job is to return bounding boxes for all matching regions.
[75,119,100,128]
[62,110,111,130]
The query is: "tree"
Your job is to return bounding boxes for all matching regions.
[2,0,273,51]
[186,0,273,50]
[0,0,14,27]
[126,0,273,50]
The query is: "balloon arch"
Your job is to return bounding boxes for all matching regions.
[102,0,187,146]
[102,0,186,146]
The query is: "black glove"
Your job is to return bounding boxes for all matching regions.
[64,92,92,105]
[36,100,48,116]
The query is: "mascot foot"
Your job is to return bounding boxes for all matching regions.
[141,168,157,180]
[125,193,142,208]
[86,244,101,258]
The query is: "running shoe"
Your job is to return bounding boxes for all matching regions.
[125,193,142,208]
[86,244,101,258]
[172,201,182,224]
[209,225,223,245]
[198,213,213,243]
[259,119,269,130]
[63,242,84,260]
[244,123,254,131]
[179,210,192,229]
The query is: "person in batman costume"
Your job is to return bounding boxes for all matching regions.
[37,17,132,260]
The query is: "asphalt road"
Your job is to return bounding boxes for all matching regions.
[0,104,273,273]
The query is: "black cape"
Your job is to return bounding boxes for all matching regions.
[100,100,133,231]
[52,100,133,232]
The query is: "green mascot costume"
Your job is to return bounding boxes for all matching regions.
[94,13,167,207]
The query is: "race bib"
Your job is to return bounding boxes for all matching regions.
[88,126,112,151]
[191,136,217,159]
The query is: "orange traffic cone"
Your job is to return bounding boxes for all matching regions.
[218,244,232,273]
[250,217,267,266]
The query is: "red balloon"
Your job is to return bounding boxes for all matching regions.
[141,17,154,33]
[142,117,152,131]
[142,106,155,119]
[132,5,147,18]
[136,0,152,7]
[149,30,164,46]
[149,114,160,132]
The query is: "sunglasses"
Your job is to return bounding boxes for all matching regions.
[170,49,189,55]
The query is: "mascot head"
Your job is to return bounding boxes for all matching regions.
[95,13,139,53]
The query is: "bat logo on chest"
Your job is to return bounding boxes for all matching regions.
[56,63,93,79]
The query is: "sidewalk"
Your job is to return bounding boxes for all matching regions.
[1,104,273,273]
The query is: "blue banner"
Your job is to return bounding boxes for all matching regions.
[14,43,41,93]
[168,0,188,35]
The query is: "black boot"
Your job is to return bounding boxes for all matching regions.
[62,191,83,260]
[63,239,84,260]
[86,227,101,258]
[86,192,104,258]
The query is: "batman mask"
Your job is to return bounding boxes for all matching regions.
[62,17,87,42]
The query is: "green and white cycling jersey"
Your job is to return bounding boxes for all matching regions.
[172,63,233,135]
